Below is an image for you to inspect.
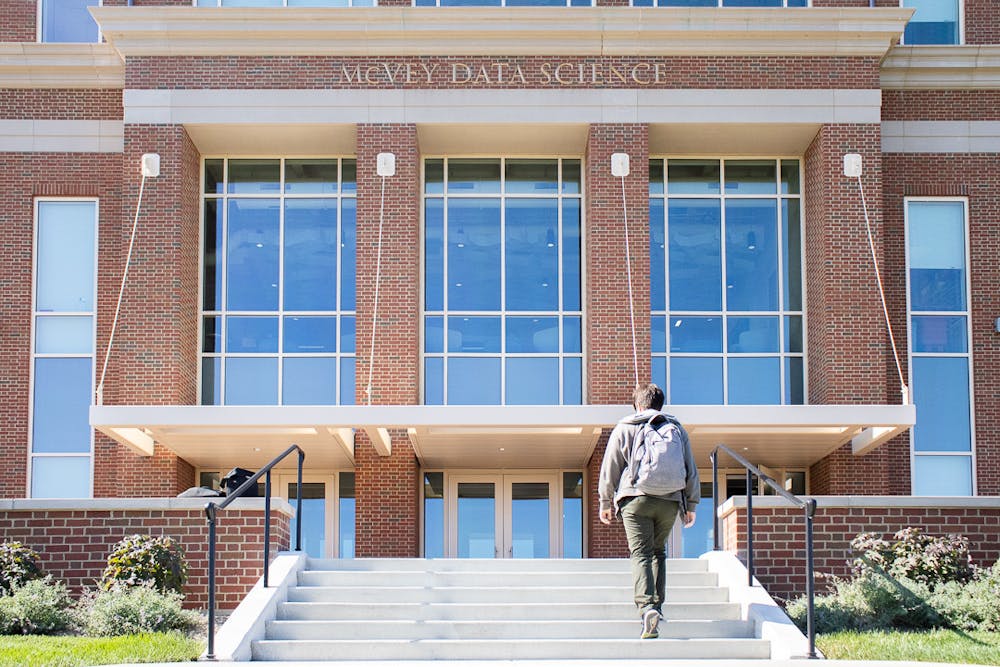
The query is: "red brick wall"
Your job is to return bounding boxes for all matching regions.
[0,90,122,120]
[721,501,1000,603]
[0,503,290,611]
[0,0,36,42]
[587,430,629,558]
[966,0,999,45]
[883,91,1000,121]
[354,431,419,558]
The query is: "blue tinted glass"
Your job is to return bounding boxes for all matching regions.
[908,201,966,311]
[425,159,444,194]
[339,496,355,558]
[448,159,501,193]
[284,316,336,353]
[202,357,221,405]
[668,200,721,310]
[340,199,356,311]
[227,316,278,353]
[228,159,280,194]
[283,357,336,405]
[41,0,98,42]
[425,316,444,353]
[670,357,723,404]
[787,0,808,6]
[506,160,559,193]
[284,200,337,311]
[563,316,581,353]
[448,316,501,353]
[285,159,338,194]
[506,200,559,311]
[32,358,91,453]
[661,0,715,7]
[784,315,803,353]
[670,317,722,353]
[903,0,959,45]
[31,457,90,498]
[225,358,278,405]
[728,357,780,405]
[651,316,666,354]
[913,357,971,452]
[425,357,444,405]
[724,0,783,6]
[563,357,582,405]
[339,357,355,405]
[652,356,667,392]
[633,0,654,6]
[913,456,972,496]
[448,358,501,405]
[667,160,720,195]
[506,358,559,405]
[425,199,445,311]
[449,199,501,311]
[726,199,778,311]
[507,317,559,353]
[424,493,444,558]
[912,316,967,353]
[562,160,581,194]
[510,482,549,557]
[727,317,779,353]
[562,199,582,311]
[287,482,326,558]
[227,199,279,311]
[35,316,92,354]
[205,160,223,192]
[340,316,355,353]
[725,160,777,194]
[204,199,223,310]
[36,201,95,312]
[782,199,803,311]
[650,199,666,311]
[785,356,804,405]
[342,161,357,194]
[562,482,583,558]
[682,487,714,557]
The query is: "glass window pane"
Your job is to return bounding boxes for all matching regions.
[227,199,280,311]
[726,199,778,311]
[425,159,444,194]
[649,159,664,196]
[425,357,444,405]
[284,200,338,311]
[725,160,777,195]
[781,161,800,195]
[339,472,355,558]
[650,199,666,311]
[670,357,723,404]
[447,358,501,405]
[227,159,280,194]
[506,317,559,353]
[563,316,581,353]
[284,316,337,353]
[287,482,327,558]
[41,0,98,42]
[448,159,500,194]
[670,316,722,353]
[341,199,357,311]
[342,160,357,194]
[424,472,444,558]
[425,316,444,353]
[912,316,967,353]
[225,358,278,405]
[506,160,559,194]
[202,357,221,405]
[667,160,720,195]
[562,472,583,559]
[727,316,779,353]
[35,316,92,354]
[668,199,722,311]
[36,201,95,312]
[457,482,496,558]
[510,482,550,558]
[285,159,338,194]
[448,316,501,353]
[283,357,336,405]
[784,356,804,405]
[31,457,90,498]
[204,199,223,310]
[340,316,355,353]
[32,357,92,453]
[449,199,501,311]
[339,357,355,405]
[562,160,581,195]
[203,316,221,353]
[227,316,278,353]
[913,357,971,452]
[908,201,966,311]
[651,315,666,354]
[204,159,224,194]
[904,0,959,45]
[652,356,666,392]
[784,315,803,353]
[506,200,559,311]
[913,456,972,496]
[782,199,802,311]
[724,0,783,6]
[563,357,582,405]
[425,199,445,311]
[506,358,559,405]
[728,357,780,405]
[562,199,582,312]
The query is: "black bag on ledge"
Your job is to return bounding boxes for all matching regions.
[221,467,258,497]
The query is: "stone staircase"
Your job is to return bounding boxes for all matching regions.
[250,557,772,661]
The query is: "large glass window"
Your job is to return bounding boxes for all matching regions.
[195,0,375,5]
[40,0,99,43]
[906,199,973,495]
[650,159,803,405]
[202,158,356,405]
[423,158,583,405]
[633,1,808,6]
[31,200,97,498]
[902,0,961,46]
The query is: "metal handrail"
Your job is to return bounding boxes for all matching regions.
[710,444,818,660]
[203,444,305,661]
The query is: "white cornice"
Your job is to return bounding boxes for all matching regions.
[90,7,912,58]
[881,45,1000,90]
[0,43,124,88]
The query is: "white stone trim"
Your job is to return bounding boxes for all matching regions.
[0,119,124,153]
[882,120,1000,153]
[0,43,123,89]
[719,495,1000,520]
[0,497,295,515]
[882,45,1000,90]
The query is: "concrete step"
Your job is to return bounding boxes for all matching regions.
[265,618,754,641]
[286,584,728,604]
[251,637,771,661]
[296,569,718,588]
[305,557,703,573]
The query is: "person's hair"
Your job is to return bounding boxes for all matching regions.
[632,383,664,411]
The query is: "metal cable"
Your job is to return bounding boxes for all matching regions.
[366,172,388,405]
[620,173,640,388]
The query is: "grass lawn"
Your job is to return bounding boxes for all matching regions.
[0,632,203,667]
[818,629,1000,665]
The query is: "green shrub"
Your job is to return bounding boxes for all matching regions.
[100,535,187,594]
[0,578,75,635]
[925,561,1000,632]
[852,528,973,587]
[0,542,43,596]
[79,586,202,637]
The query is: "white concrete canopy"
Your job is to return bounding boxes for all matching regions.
[91,403,914,471]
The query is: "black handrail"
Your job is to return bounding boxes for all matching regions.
[203,444,305,661]
[710,444,818,660]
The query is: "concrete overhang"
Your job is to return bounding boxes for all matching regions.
[91,403,914,471]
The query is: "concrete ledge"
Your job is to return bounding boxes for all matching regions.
[0,497,294,517]
[719,495,1000,520]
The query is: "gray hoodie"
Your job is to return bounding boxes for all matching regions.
[598,409,700,516]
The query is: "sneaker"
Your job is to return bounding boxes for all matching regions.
[640,609,661,639]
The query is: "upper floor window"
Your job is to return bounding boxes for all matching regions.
[902,0,961,45]
[40,0,99,43]
[632,1,807,7]
[194,0,375,5]
[414,0,589,5]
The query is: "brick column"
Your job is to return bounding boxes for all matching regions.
[587,431,629,558]
[353,124,421,557]
[585,124,650,405]
[93,125,200,497]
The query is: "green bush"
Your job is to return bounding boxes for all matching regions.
[925,561,1000,632]
[79,586,202,637]
[0,578,75,635]
[100,535,187,594]
[0,542,43,596]
[852,528,973,587]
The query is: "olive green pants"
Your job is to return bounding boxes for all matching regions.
[619,495,681,616]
